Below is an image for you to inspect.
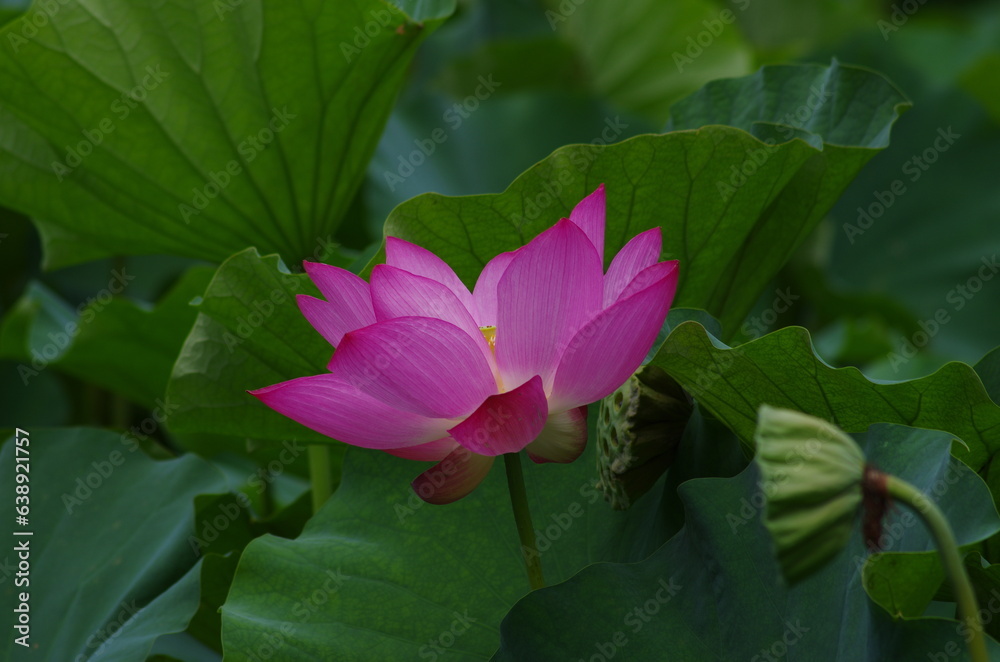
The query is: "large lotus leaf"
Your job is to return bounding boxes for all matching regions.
[218,405,700,662]
[652,321,1000,470]
[0,0,454,269]
[374,61,908,337]
[165,248,339,445]
[494,424,1000,660]
[0,427,229,661]
[975,346,1000,406]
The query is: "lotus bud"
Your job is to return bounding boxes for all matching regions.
[754,405,866,583]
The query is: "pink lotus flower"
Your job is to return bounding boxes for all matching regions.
[251,185,678,504]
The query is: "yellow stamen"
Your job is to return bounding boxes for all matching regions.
[480,326,497,354]
[480,326,503,391]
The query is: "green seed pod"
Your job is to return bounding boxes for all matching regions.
[595,365,692,510]
[754,405,866,584]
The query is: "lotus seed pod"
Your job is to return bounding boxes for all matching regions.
[595,364,692,510]
[754,405,866,584]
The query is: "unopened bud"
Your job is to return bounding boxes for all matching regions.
[754,405,866,583]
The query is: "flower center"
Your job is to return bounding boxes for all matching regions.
[480,326,504,392]
[480,326,497,353]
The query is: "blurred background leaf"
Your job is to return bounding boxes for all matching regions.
[550,0,753,123]
[0,0,27,27]
[0,267,213,409]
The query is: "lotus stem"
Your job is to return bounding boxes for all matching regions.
[504,452,546,591]
[884,474,988,662]
[308,444,334,514]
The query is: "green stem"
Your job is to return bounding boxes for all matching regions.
[885,475,988,662]
[308,444,333,514]
[504,452,546,591]
[81,382,104,426]
[111,393,130,431]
